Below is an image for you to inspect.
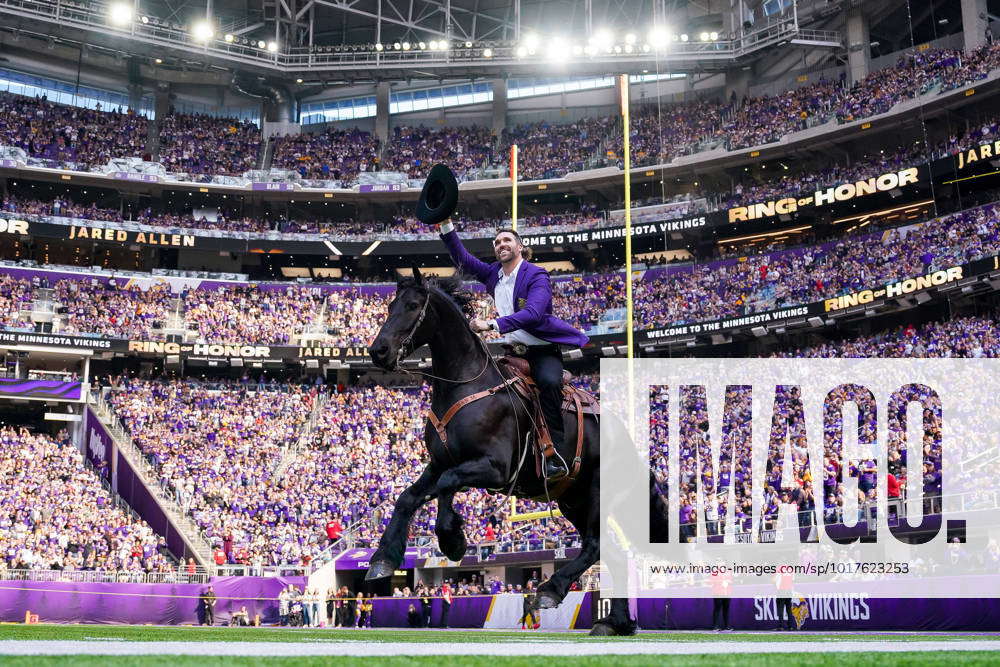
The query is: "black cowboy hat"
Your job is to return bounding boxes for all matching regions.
[415,163,458,226]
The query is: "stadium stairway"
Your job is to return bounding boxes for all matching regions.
[259,133,275,171]
[272,390,328,481]
[28,287,57,331]
[158,296,196,342]
[90,391,216,571]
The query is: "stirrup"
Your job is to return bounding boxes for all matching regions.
[543,460,569,481]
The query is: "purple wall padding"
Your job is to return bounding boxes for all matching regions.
[83,406,191,562]
[0,576,306,625]
[3,582,1000,629]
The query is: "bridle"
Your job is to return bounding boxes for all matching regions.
[393,288,430,369]
[391,286,491,385]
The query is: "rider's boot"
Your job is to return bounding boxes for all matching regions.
[543,430,569,481]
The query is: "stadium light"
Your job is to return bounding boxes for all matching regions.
[516,46,527,58]
[258,40,267,48]
[648,27,669,49]
[483,48,493,58]
[546,37,569,63]
[418,41,426,49]
[710,31,719,40]
[624,33,636,45]
[592,28,614,52]
[402,41,411,50]
[700,32,710,41]
[192,20,215,42]
[680,33,689,42]
[393,42,401,50]
[428,40,437,50]
[224,33,234,43]
[108,2,133,26]
[522,33,539,50]
[267,41,278,52]
[375,43,384,51]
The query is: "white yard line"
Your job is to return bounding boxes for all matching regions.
[0,640,998,657]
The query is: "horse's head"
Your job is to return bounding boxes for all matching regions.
[369,268,476,371]
[369,267,435,370]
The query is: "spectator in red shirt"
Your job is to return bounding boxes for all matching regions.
[887,472,901,499]
[213,548,227,566]
[326,518,343,544]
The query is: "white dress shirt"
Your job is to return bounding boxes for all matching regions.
[492,259,549,346]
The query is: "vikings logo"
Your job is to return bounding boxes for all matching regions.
[517,297,527,310]
[791,597,810,629]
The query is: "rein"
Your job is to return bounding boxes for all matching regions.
[394,288,491,386]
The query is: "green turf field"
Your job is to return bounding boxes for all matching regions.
[1,624,999,643]
[1,624,998,666]
[1,652,1000,667]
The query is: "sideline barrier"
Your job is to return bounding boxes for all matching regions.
[0,576,305,626]
[3,581,1000,630]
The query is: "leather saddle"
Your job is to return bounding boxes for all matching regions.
[496,356,599,499]
[424,354,599,501]
[497,356,600,417]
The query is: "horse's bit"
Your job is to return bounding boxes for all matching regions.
[394,289,430,369]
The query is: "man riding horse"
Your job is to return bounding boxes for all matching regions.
[366,164,652,635]
[425,165,587,480]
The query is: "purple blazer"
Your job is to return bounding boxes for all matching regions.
[441,229,589,348]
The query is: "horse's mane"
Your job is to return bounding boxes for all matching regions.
[397,273,477,318]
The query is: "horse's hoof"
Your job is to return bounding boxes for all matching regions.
[588,617,638,636]
[589,621,617,636]
[535,592,562,610]
[438,532,467,562]
[365,559,395,581]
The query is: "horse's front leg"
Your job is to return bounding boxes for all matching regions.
[366,463,440,580]
[429,457,507,497]
[435,492,468,562]
[534,485,600,610]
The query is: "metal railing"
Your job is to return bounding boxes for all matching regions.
[0,0,837,75]
[92,391,217,570]
[0,567,211,584]
[215,564,308,578]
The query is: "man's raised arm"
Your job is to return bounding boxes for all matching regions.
[438,221,494,285]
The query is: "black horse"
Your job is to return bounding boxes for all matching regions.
[366,270,663,635]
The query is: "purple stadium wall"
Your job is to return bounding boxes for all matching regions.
[82,406,195,562]
[3,581,1000,630]
[0,577,306,625]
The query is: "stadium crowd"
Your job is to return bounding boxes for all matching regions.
[0,198,996,343]
[0,427,174,572]
[108,380,319,568]
[158,113,262,176]
[271,127,380,182]
[0,92,147,170]
[108,379,585,567]
[182,285,326,345]
[0,42,996,184]
[651,310,1000,543]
